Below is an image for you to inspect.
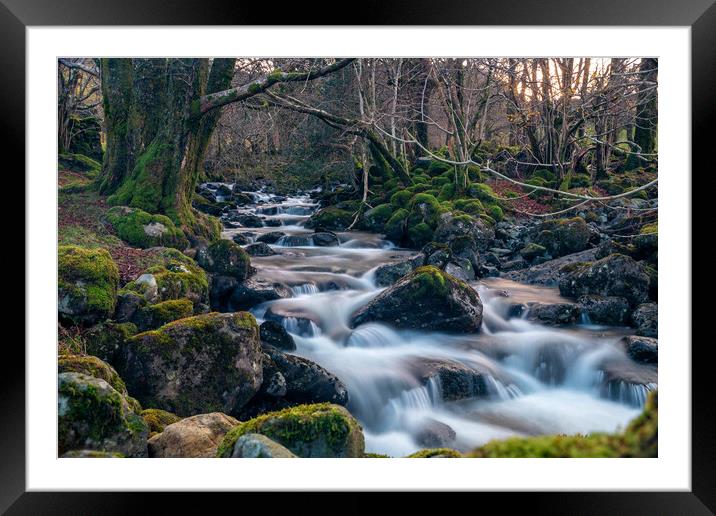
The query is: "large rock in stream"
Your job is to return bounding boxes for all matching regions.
[118,312,263,417]
[351,266,483,333]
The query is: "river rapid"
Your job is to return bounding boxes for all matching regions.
[218,185,657,457]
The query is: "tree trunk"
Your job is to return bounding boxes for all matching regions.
[632,58,658,163]
[100,58,236,241]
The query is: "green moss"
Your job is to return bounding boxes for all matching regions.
[390,190,413,209]
[124,248,209,305]
[468,391,657,458]
[533,169,557,184]
[196,239,252,280]
[104,206,188,250]
[363,203,394,231]
[427,160,452,177]
[486,204,504,221]
[58,152,102,175]
[58,245,120,323]
[468,183,496,202]
[537,217,590,257]
[363,452,391,458]
[306,206,354,231]
[58,354,128,395]
[217,403,364,458]
[437,183,456,201]
[384,208,409,241]
[407,222,434,248]
[431,176,451,188]
[141,408,181,436]
[134,298,194,331]
[407,448,462,458]
[453,199,484,215]
[410,265,449,298]
[640,223,658,235]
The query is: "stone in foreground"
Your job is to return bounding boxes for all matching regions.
[217,403,364,458]
[148,412,238,458]
[230,433,297,458]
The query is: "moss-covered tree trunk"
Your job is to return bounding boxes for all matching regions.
[99,58,236,241]
[632,58,658,159]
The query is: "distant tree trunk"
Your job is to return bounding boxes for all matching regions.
[633,58,658,159]
[99,58,236,241]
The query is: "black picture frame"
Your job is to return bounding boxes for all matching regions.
[5,0,712,512]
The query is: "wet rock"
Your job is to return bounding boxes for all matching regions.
[244,242,276,257]
[58,372,148,457]
[410,358,493,401]
[536,217,591,258]
[620,335,658,364]
[373,259,418,287]
[217,403,364,458]
[559,253,650,307]
[264,305,321,337]
[257,231,286,244]
[230,433,298,458]
[504,248,598,286]
[226,213,264,228]
[578,295,630,325]
[415,419,456,448]
[148,412,238,458]
[118,312,263,417]
[114,291,145,323]
[434,212,495,251]
[232,233,251,245]
[519,243,547,261]
[196,240,254,280]
[229,277,293,311]
[526,302,580,325]
[632,302,658,338]
[209,275,239,311]
[61,450,125,458]
[351,266,483,333]
[259,320,296,351]
[312,232,340,247]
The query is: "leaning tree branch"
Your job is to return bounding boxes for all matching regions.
[199,58,355,114]
[58,58,99,77]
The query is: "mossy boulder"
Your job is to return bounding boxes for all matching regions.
[84,321,138,366]
[61,450,125,458]
[559,253,650,307]
[123,248,209,307]
[217,403,364,458]
[58,354,128,397]
[519,242,547,261]
[536,217,591,257]
[58,152,101,174]
[58,372,149,457]
[384,208,409,242]
[148,412,238,458]
[133,298,194,331]
[196,239,254,281]
[118,312,263,417]
[58,245,120,324]
[351,266,483,333]
[407,448,462,458]
[141,408,181,437]
[467,182,496,202]
[390,190,413,209]
[104,206,188,250]
[433,212,495,252]
[467,391,658,458]
[407,222,434,248]
[305,206,353,231]
[362,203,393,232]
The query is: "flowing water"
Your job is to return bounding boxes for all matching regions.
[220,186,657,457]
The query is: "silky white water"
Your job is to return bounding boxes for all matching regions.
[222,188,656,457]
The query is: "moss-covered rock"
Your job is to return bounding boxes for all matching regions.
[58,354,128,396]
[407,222,434,248]
[452,199,484,216]
[467,391,658,457]
[61,449,125,458]
[123,248,209,307]
[119,312,263,417]
[433,212,495,252]
[196,239,253,281]
[390,190,413,209]
[141,408,181,437]
[104,206,188,250]
[217,403,364,458]
[519,242,547,260]
[407,448,462,458]
[362,203,393,232]
[58,152,101,175]
[536,217,591,257]
[84,321,138,366]
[467,182,496,203]
[486,204,504,222]
[351,266,483,333]
[384,208,409,242]
[305,206,353,231]
[58,372,149,457]
[133,298,194,331]
[58,245,120,324]
[559,253,650,307]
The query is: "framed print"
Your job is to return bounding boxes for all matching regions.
[5,0,714,512]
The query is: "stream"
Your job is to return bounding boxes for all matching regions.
[217,185,657,457]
